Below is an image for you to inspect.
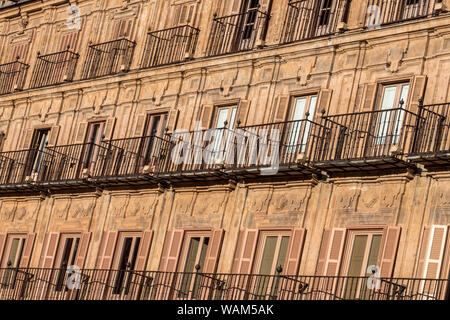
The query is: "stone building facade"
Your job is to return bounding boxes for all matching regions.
[0,0,449,300]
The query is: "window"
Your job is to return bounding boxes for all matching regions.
[286,95,317,154]
[140,113,168,166]
[1,235,26,289]
[317,0,333,26]
[27,129,50,177]
[54,234,80,292]
[209,105,238,162]
[343,231,383,299]
[252,231,290,299]
[178,233,210,299]
[112,233,141,295]
[375,83,409,145]
[82,121,105,170]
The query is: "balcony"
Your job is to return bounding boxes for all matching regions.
[0,59,29,95]
[315,107,420,173]
[29,47,79,88]
[281,0,349,44]
[226,119,327,178]
[0,268,447,300]
[408,102,450,167]
[90,135,172,184]
[156,127,235,181]
[81,38,136,80]
[365,0,439,27]
[206,8,269,57]
[0,148,53,189]
[141,25,200,68]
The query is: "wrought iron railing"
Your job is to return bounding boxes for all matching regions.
[0,268,447,300]
[141,25,200,68]
[365,0,438,27]
[81,38,136,80]
[29,48,79,88]
[92,135,173,179]
[206,8,269,56]
[233,119,328,172]
[158,127,233,176]
[281,0,349,44]
[409,102,450,156]
[0,148,52,186]
[0,59,29,94]
[316,107,421,165]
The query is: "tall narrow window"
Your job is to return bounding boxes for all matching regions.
[141,113,168,167]
[27,129,50,177]
[1,235,26,289]
[286,95,317,154]
[82,121,105,170]
[343,232,383,299]
[210,105,238,162]
[253,232,290,300]
[178,234,210,299]
[375,83,409,145]
[54,234,80,292]
[112,234,141,295]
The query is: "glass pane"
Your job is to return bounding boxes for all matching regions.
[392,85,410,144]
[183,238,200,273]
[192,237,210,298]
[255,236,277,300]
[300,96,317,153]
[286,98,307,154]
[113,237,133,294]
[345,235,368,299]
[366,235,382,272]
[7,239,20,267]
[376,87,397,144]
[292,98,307,121]
[360,234,382,299]
[276,236,290,273]
[259,236,277,275]
[269,236,290,300]
[179,237,200,298]
[215,109,229,128]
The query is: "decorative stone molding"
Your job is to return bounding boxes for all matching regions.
[296,57,317,86]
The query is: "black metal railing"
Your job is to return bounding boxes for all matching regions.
[281,0,349,44]
[317,107,420,165]
[365,0,438,27]
[92,135,173,179]
[410,102,450,156]
[141,25,200,68]
[0,148,52,186]
[29,48,79,88]
[233,119,328,172]
[81,38,136,80]
[206,8,269,56]
[38,142,103,183]
[0,268,448,300]
[0,59,29,94]
[158,127,233,175]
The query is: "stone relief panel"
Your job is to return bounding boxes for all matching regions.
[429,181,450,225]
[0,200,17,222]
[332,181,406,226]
[243,185,313,228]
